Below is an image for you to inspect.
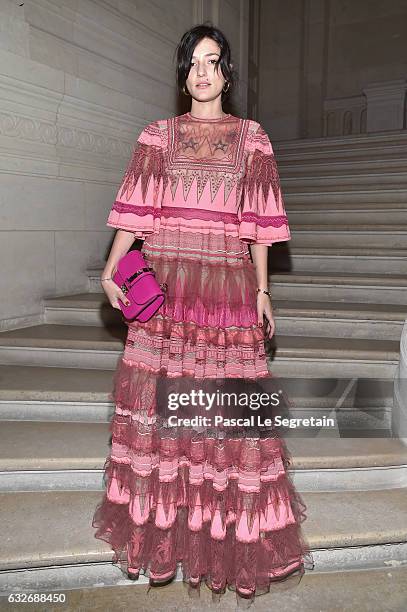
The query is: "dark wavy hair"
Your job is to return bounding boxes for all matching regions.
[174,22,237,99]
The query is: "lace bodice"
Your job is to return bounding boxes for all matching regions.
[106,112,290,245]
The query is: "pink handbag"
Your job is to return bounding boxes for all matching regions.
[112,250,167,322]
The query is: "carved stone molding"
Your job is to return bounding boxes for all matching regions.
[0,67,143,171]
[0,112,57,144]
[323,95,367,137]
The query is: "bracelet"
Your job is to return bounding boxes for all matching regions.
[100,277,113,281]
[256,288,271,297]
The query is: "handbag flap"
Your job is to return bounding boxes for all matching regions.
[131,273,163,305]
[116,250,145,277]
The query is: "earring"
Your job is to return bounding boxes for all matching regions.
[222,81,230,93]
[182,85,191,96]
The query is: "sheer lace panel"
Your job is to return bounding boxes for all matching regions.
[166,114,249,205]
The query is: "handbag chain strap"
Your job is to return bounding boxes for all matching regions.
[120,267,155,293]
[127,266,155,284]
[120,266,168,295]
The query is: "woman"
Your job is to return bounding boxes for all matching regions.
[93,23,314,604]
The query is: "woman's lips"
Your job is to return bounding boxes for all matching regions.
[196,83,210,88]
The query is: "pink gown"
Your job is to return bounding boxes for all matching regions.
[92,111,314,600]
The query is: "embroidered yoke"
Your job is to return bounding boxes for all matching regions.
[107,111,291,246]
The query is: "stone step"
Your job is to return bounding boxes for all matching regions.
[284,188,407,206]
[0,364,113,422]
[43,293,407,340]
[0,487,406,575]
[280,157,407,176]
[280,178,407,197]
[269,271,407,305]
[0,324,400,378]
[282,171,407,191]
[0,421,405,492]
[2,566,404,612]
[0,324,124,370]
[288,201,407,210]
[274,131,407,162]
[44,293,123,326]
[289,225,407,249]
[273,300,407,340]
[87,269,407,306]
[288,204,407,225]
[286,247,407,275]
[0,365,394,431]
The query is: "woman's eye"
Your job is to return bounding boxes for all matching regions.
[190,60,217,67]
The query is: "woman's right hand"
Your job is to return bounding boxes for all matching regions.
[101,279,130,310]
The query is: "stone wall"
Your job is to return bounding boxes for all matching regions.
[0,0,250,327]
[257,0,407,139]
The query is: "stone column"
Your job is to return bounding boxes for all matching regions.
[393,319,407,444]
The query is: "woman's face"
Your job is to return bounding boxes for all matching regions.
[185,37,227,102]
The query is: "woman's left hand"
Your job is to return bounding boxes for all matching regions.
[257,293,275,339]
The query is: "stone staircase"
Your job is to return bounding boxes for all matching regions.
[1,131,407,607]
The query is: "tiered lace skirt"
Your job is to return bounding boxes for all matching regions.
[92,225,314,600]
